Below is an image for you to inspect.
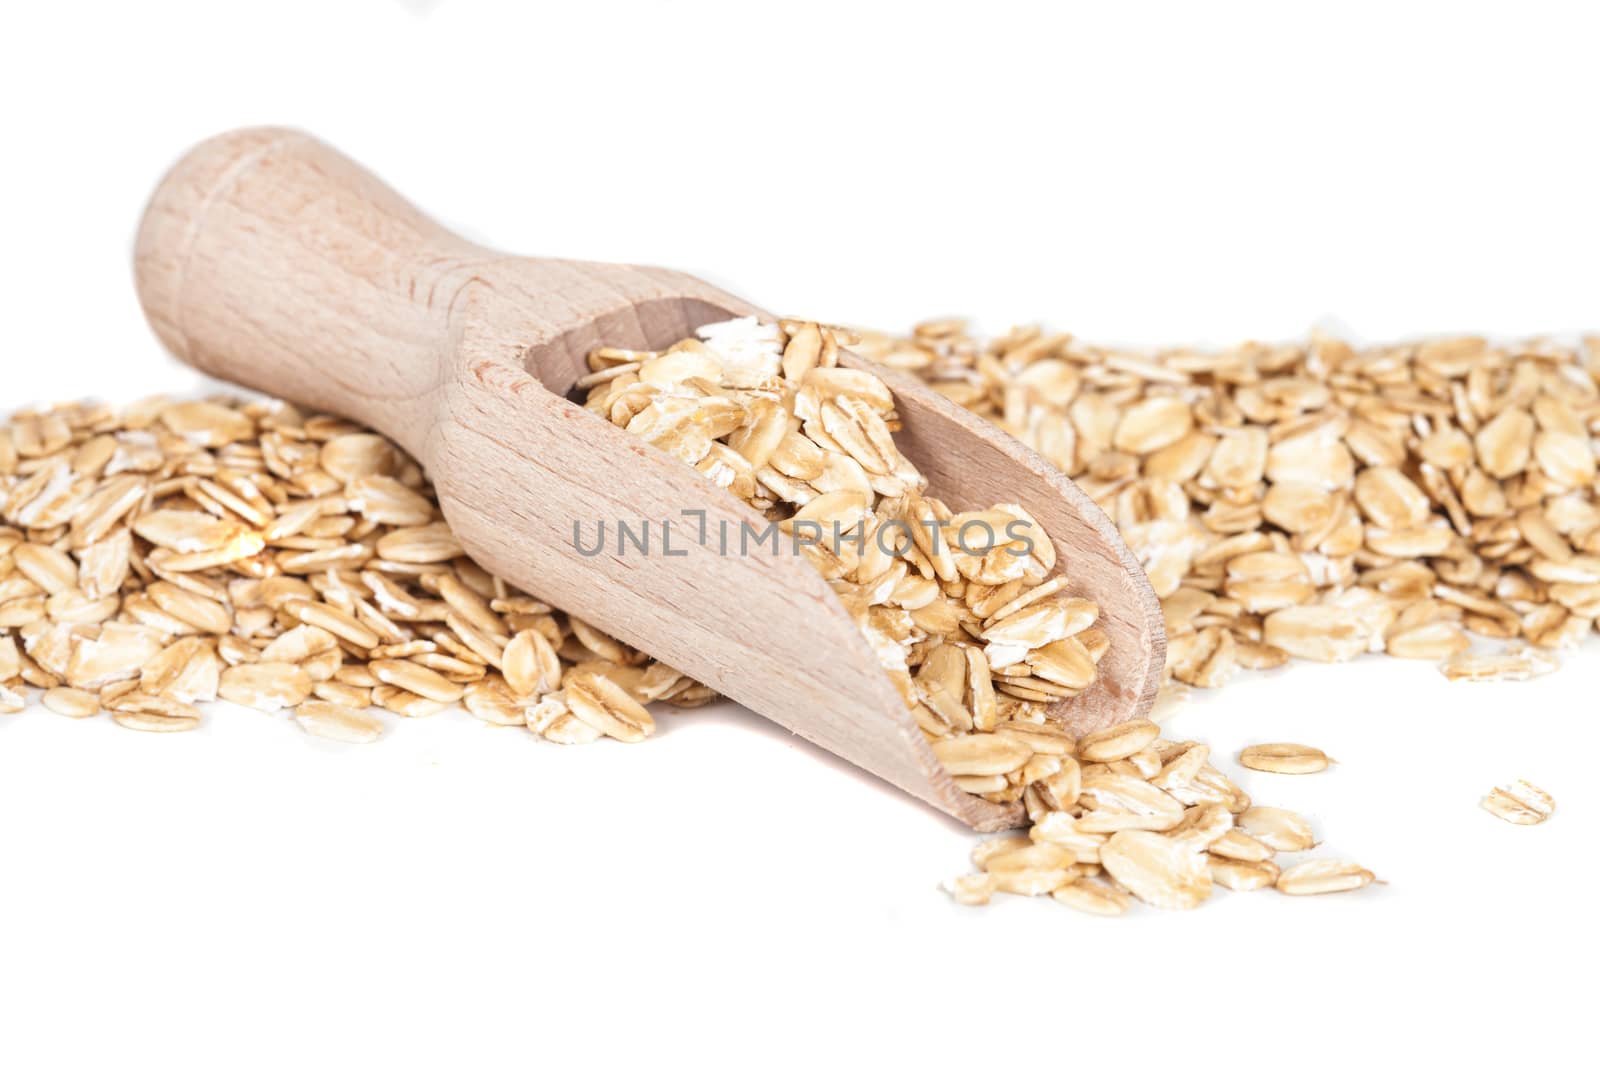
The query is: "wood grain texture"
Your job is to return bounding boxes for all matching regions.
[133,128,1164,830]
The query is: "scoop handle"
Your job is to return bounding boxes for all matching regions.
[134,127,488,455]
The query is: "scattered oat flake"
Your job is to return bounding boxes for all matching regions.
[1481,780,1555,825]
[1239,743,1331,775]
[1439,647,1560,682]
[295,701,384,744]
[1275,860,1376,896]
[1099,830,1212,909]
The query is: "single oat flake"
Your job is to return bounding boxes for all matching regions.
[1275,860,1377,896]
[1239,743,1332,775]
[1481,780,1556,825]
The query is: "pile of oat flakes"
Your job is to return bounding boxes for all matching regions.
[0,397,711,744]
[579,317,1107,805]
[855,321,1600,685]
[3,315,1583,911]
[579,318,1378,912]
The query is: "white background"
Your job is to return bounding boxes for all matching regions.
[2,2,1596,1064]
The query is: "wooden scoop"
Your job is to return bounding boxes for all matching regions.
[133,128,1163,830]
